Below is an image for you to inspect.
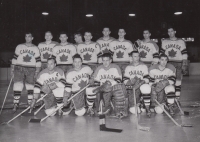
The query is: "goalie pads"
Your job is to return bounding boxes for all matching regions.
[155,80,170,93]
[48,82,58,90]
[63,91,71,107]
[133,78,145,90]
[182,59,189,75]
[72,90,86,111]
[96,92,112,113]
[93,81,112,93]
[41,85,52,94]
[43,93,57,109]
[125,76,140,90]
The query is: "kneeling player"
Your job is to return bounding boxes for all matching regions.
[123,51,151,117]
[30,58,67,116]
[149,54,176,116]
[65,54,93,116]
[87,53,128,118]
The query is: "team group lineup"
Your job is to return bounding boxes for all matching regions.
[9,27,188,123]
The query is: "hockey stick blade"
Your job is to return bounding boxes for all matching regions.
[29,118,41,123]
[181,124,193,127]
[100,126,122,133]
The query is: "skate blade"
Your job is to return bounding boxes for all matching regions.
[29,118,41,123]
[138,125,150,131]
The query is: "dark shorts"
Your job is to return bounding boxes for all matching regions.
[14,66,36,84]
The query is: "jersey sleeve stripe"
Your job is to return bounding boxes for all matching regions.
[114,78,122,83]
[167,76,176,83]
[34,82,42,89]
[35,57,41,62]
[153,53,159,58]
[122,76,129,82]
[65,82,72,88]
[181,49,188,55]
[13,54,18,59]
[59,79,66,85]
[160,48,165,54]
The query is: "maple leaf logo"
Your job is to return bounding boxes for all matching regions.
[60,54,68,62]
[139,50,147,58]
[78,80,87,89]
[102,48,109,53]
[83,53,92,61]
[168,49,177,58]
[43,52,51,59]
[116,51,124,58]
[23,54,32,62]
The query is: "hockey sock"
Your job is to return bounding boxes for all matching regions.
[99,114,122,133]
[13,91,21,105]
[55,97,63,106]
[27,90,34,105]
[167,92,176,105]
[142,94,151,108]
[86,94,96,108]
[175,85,181,100]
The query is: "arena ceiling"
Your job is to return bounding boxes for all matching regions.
[0,0,200,50]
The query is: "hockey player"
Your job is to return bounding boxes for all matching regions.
[149,54,176,115]
[77,31,102,71]
[30,57,67,116]
[74,32,84,46]
[38,31,58,70]
[87,53,128,118]
[11,32,41,112]
[135,29,159,67]
[96,27,115,54]
[52,32,77,73]
[65,54,93,116]
[123,51,151,117]
[109,28,134,73]
[160,27,188,100]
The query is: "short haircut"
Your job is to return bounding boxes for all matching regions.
[129,50,139,56]
[47,57,57,64]
[84,31,92,35]
[159,54,169,60]
[118,28,126,32]
[103,27,110,31]
[143,29,151,33]
[45,31,53,35]
[167,26,176,31]
[102,53,112,59]
[25,32,33,37]
[60,31,68,37]
[73,54,82,61]
[74,32,82,37]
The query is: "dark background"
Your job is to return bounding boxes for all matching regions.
[0,0,200,64]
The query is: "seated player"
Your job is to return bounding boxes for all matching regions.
[87,53,128,118]
[149,54,176,116]
[65,54,93,116]
[123,51,151,117]
[30,57,68,116]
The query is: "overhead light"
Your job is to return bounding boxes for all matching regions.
[42,12,49,15]
[174,12,182,15]
[86,14,93,17]
[129,14,135,16]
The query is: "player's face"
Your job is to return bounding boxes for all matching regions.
[73,58,82,70]
[102,57,112,68]
[47,59,56,71]
[143,31,151,39]
[159,57,168,67]
[84,32,92,42]
[25,34,33,43]
[59,34,68,43]
[118,29,126,38]
[74,35,81,43]
[168,28,176,38]
[132,53,140,63]
[45,33,53,41]
[102,28,111,37]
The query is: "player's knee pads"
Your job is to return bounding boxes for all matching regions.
[45,106,57,116]
[52,88,65,98]
[155,105,164,114]
[129,106,141,114]
[75,108,86,116]
[140,84,151,94]
[25,83,34,90]
[164,85,175,94]
[13,82,24,91]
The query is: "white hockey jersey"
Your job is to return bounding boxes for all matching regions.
[93,63,122,86]
[38,41,58,63]
[123,62,149,84]
[65,65,93,93]
[161,38,188,62]
[77,42,102,64]
[149,64,176,85]
[34,67,66,94]
[12,43,41,68]
[136,40,159,64]
[109,39,134,63]
[96,37,115,53]
[52,43,77,65]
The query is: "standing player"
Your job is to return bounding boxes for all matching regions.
[161,27,188,100]
[109,28,134,73]
[38,31,58,70]
[52,32,77,73]
[135,29,159,67]
[74,32,84,47]
[31,58,67,115]
[65,54,93,116]
[123,51,151,117]
[77,31,102,71]
[87,53,128,118]
[11,32,41,112]
[96,27,115,54]
[149,54,176,115]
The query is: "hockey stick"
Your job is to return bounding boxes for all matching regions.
[29,84,90,123]
[34,104,45,115]
[1,94,48,125]
[0,76,13,115]
[133,88,150,131]
[154,99,192,127]
[175,99,189,116]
